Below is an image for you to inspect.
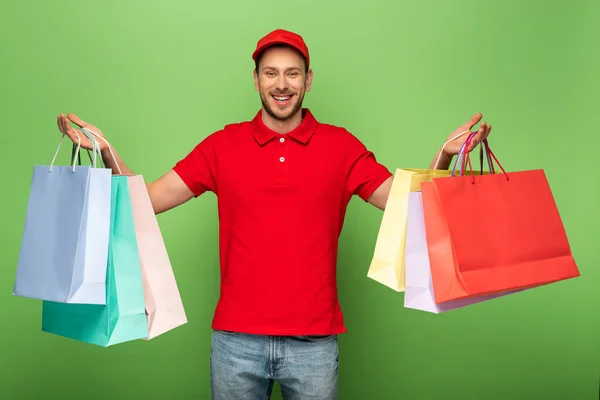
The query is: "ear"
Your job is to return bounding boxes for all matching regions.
[305,69,314,92]
[253,69,259,91]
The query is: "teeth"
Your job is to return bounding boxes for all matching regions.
[274,96,291,101]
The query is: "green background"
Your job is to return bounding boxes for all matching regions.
[1,0,599,398]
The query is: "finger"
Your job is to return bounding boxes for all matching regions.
[468,122,486,151]
[468,112,483,129]
[62,117,77,141]
[57,115,64,134]
[57,114,64,132]
[479,124,491,144]
[468,139,479,151]
[58,114,70,135]
[67,113,88,129]
[59,115,81,144]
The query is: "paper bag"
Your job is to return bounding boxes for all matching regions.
[127,175,187,339]
[367,168,453,291]
[404,191,520,313]
[14,135,111,304]
[422,141,580,304]
[41,176,149,346]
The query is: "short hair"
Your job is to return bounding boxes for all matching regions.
[254,44,309,73]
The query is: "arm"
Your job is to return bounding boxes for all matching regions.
[366,176,393,211]
[367,151,450,211]
[58,113,198,215]
[100,146,194,214]
[428,150,453,170]
[367,113,493,211]
[345,132,394,211]
[145,170,195,215]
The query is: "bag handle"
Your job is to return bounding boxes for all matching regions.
[433,129,471,169]
[449,131,496,177]
[81,127,122,175]
[450,132,505,180]
[460,134,509,183]
[70,143,95,167]
[49,129,102,172]
[79,128,105,168]
[434,128,497,176]
[450,132,477,176]
[70,128,105,168]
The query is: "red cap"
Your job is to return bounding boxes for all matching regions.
[252,29,310,68]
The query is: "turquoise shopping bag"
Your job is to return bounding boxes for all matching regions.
[41,175,149,346]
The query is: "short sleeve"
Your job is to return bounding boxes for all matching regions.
[172,134,218,197]
[345,135,392,202]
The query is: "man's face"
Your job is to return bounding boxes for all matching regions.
[254,46,313,121]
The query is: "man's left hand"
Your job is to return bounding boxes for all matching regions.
[443,113,492,156]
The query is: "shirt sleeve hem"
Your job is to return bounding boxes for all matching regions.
[357,169,393,202]
[172,164,204,198]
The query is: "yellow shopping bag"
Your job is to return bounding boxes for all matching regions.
[367,168,453,292]
[367,166,493,292]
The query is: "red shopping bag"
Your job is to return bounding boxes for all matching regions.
[421,137,579,304]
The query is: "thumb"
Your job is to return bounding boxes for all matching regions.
[67,113,89,129]
[468,112,483,128]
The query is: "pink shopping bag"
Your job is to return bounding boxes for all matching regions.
[127,175,187,339]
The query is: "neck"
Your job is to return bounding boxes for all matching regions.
[261,108,303,134]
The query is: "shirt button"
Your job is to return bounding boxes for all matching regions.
[279,157,285,162]
[280,137,285,143]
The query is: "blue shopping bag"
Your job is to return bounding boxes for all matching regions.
[14,133,111,304]
[41,175,149,346]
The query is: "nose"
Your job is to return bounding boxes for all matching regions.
[275,74,288,91]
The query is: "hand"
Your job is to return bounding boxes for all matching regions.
[442,113,492,157]
[57,113,108,152]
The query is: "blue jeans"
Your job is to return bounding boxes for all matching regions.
[210,330,339,399]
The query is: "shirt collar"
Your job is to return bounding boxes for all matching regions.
[252,108,318,145]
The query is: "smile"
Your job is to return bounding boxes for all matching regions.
[272,95,293,104]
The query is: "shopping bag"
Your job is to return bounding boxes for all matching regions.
[41,176,149,346]
[404,191,520,313]
[127,175,187,339]
[422,139,580,304]
[14,133,111,304]
[367,155,491,292]
[367,168,454,292]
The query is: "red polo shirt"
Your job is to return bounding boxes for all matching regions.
[172,108,392,335]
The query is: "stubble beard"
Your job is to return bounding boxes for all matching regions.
[260,89,305,122]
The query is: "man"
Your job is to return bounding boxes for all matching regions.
[57,29,491,400]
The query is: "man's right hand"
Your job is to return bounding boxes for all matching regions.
[57,113,108,152]
[56,112,196,214]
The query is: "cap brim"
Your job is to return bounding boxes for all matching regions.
[252,41,308,63]
[252,41,284,60]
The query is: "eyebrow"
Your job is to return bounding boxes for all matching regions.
[262,66,303,72]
